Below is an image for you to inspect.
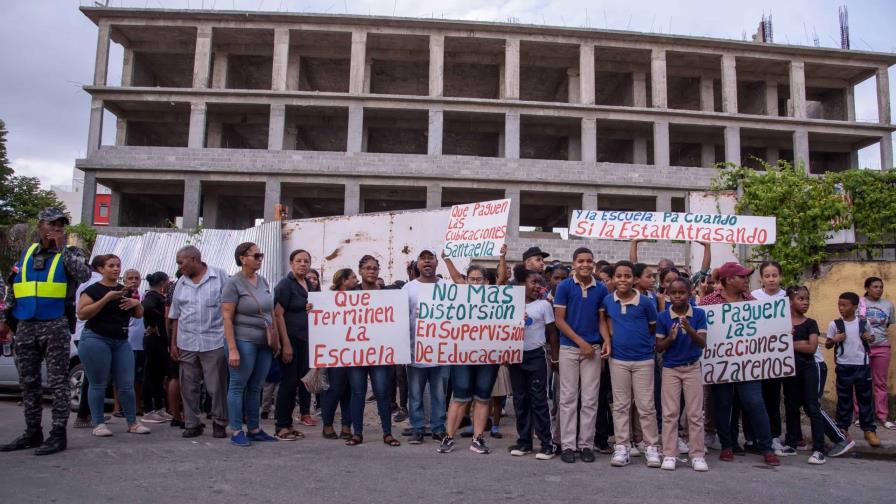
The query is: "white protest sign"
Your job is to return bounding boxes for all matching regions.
[701,298,795,384]
[442,199,510,258]
[413,283,525,365]
[308,290,410,368]
[569,210,776,245]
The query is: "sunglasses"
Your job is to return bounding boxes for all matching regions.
[245,253,265,260]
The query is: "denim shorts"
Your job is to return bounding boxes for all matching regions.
[450,364,499,402]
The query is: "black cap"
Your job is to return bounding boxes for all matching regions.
[522,246,550,261]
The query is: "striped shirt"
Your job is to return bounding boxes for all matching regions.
[168,266,228,352]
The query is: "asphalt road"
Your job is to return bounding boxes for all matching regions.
[0,399,891,504]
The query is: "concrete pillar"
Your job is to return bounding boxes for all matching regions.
[121,48,135,86]
[188,102,207,148]
[765,80,779,116]
[87,98,104,155]
[206,120,222,148]
[212,51,228,88]
[656,192,673,212]
[633,72,648,107]
[428,109,443,155]
[349,31,367,95]
[793,128,810,172]
[567,69,581,103]
[651,49,667,109]
[264,178,282,222]
[701,143,716,168]
[633,137,648,164]
[426,184,442,209]
[789,61,807,119]
[653,120,669,166]
[81,171,97,226]
[429,35,444,97]
[268,104,286,150]
[579,44,595,105]
[344,180,361,216]
[850,150,860,169]
[505,188,520,239]
[877,66,891,124]
[504,112,520,159]
[721,54,737,113]
[766,147,780,167]
[845,84,856,122]
[582,191,598,211]
[503,38,520,100]
[115,118,127,146]
[202,189,218,228]
[699,76,715,112]
[286,52,300,91]
[193,25,213,89]
[272,28,290,91]
[182,175,201,229]
[108,190,122,227]
[581,118,597,163]
[881,134,894,170]
[93,21,111,86]
[724,126,741,165]
[347,103,363,153]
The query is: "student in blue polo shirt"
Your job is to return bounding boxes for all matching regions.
[655,277,709,472]
[599,260,660,468]
[553,247,609,464]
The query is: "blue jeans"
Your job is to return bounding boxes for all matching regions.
[80,328,136,425]
[450,364,498,402]
[321,367,351,428]
[226,339,273,432]
[348,365,392,435]
[711,380,773,453]
[407,365,447,434]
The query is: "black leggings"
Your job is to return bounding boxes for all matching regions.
[142,334,168,412]
[390,365,408,410]
[275,337,311,430]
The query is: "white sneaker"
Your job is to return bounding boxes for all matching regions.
[771,437,784,452]
[704,433,722,451]
[645,445,662,468]
[808,451,826,465]
[661,456,676,470]
[93,423,113,437]
[629,441,643,457]
[128,424,151,435]
[140,410,167,424]
[611,444,630,467]
[677,437,690,454]
[692,457,709,472]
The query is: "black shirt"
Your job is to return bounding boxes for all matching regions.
[792,318,820,365]
[274,272,309,341]
[142,290,168,340]
[83,283,132,340]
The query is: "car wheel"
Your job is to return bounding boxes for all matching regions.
[68,363,85,412]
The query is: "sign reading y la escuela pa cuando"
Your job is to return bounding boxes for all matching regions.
[568,210,777,245]
[308,290,410,368]
[701,298,795,385]
[442,199,510,258]
[414,283,525,365]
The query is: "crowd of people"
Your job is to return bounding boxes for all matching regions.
[0,207,893,473]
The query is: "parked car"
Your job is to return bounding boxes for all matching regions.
[0,339,87,412]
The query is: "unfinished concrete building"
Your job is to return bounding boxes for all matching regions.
[77,7,896,264]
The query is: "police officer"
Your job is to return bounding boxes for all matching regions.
[0,207,90,455]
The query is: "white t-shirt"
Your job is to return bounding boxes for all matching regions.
[127,292,145,351]
[524,299,554,351]
[826,318,868,366]
[751,288,785,301]
[73,271,102,342]
[403,278,445,368]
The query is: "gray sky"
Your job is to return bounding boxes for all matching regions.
[1,0,894,188]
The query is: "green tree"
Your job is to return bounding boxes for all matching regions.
[0,119,67,227]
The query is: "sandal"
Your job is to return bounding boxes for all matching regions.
[340,428,352,440]
[883,421,896,430]
[322,427,338,439]
[383,434,401,447]
[276,428,300,441]
[346,434,363,446]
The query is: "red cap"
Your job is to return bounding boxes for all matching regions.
[717,262,754,280]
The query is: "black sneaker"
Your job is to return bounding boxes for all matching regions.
[561,448,576,463]
[408,432,424,445]
[437,435,455,453]
[401,427,413,436]
[432,431,448,442]
[509,444,533,456]
[536,444,557,460]
[393,408,408,423]
[182,426,204,438]
[212,423,227,439]
[580,448,596,463]
[470,436,491,454]
[595,439,613,454]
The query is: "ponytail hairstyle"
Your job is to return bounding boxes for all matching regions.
[330,268,355,291]
[146,271,170,288]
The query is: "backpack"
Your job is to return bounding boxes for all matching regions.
[833,317,870,364]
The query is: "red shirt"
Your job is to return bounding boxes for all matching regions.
[699,290,755,306]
